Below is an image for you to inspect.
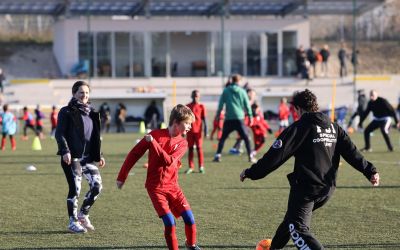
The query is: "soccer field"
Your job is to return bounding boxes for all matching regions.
[0,132,399,249]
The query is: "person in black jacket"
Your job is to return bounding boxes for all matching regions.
[240,89,379,250]
[359,90,400,152]
[55,80,106,234]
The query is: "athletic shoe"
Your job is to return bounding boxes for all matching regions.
[186,242,201,250]
[199,166,205,174]
[68,219,87,234]
[229,148,241,155]
[212,154,221,162]
[185,168,194,174]
[78,213,95,231]
[249,157,257,163]
[360,148,372,153]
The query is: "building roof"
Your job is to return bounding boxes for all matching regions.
[0,0,386,17]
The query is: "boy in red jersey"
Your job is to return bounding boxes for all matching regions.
[116,104,201,250]
[185,90,207,174]
[250,101,272,155]
[210,110,224,140]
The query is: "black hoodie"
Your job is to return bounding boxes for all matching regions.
[245,112,377,198]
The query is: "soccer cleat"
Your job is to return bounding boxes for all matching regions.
[78,213,95,231]
[185,168,194,174]
[199,166,205,174]
[68,219,87,234]
[186,242,201,250]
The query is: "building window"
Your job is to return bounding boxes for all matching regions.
[283,31,297,76]
[115,32,130,77]
[78,32,94,77]
[151,32,167,77]
[246,33,261,76]
[266,32,278,75]
[96,32,112,77]
[132,33,145,77]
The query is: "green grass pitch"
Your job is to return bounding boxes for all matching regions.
[0,131,399,249]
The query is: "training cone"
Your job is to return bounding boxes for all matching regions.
[139,121,146,134]
[160,122,167,129]
[32,136,42,151]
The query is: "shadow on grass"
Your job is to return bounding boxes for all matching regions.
[0,230,68,235]
[11,242,400,249]
[218,185,400,190]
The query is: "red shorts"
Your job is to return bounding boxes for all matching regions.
[147,187,191,218]
[186,132,203,148]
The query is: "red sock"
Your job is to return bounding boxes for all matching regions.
[188,148,194,169]
[164,226,178,250]
[11,137,16,150]
[185,223,197,246]
[197,147,204,167]
[1,137,6,149]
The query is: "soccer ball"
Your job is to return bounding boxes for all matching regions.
[256,239,272,250]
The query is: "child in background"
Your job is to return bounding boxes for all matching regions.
[20,106,37,140]
[185,90,207,174]
[50,105,58,138]
[210,109,224,140]
[1,104,17,150]
[35,105,46,139]
[250,101,272,156]
[116,104,201,250]
[278,97,290,135]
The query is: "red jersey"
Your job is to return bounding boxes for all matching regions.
[186,102,206,134]
[117,129,188,190]
[51,111,58,127]
[289,104,299,122]
[278,103,290,120]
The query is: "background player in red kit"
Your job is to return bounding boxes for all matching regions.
[116,104,201,250]
[185,90,207,174]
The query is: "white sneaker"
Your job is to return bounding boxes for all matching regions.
[68,219,87,234]
[78,213,95,231]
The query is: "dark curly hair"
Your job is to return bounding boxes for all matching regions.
[291,89,319,112]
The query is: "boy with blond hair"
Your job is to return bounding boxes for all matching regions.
[117,104,201,250]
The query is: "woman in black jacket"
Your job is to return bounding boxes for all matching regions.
[55,80,105,233]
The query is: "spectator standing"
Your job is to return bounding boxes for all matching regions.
[1,104,17,150]
[320,44,330,77]
[50,105,58,138]
[115,103,126,133]
[185,90,207,174]
[99,102,111,133]
[116,105,201,250]
[338,42,348,78]
[306,44,318,79]
[144,100,161,130]
[212,74,255,163]
[240,89,380,250]
[359,90,400,152]
[55,80,106,233]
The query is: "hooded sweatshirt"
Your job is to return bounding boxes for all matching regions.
[216,83,252,121]
[245,112,377,198]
